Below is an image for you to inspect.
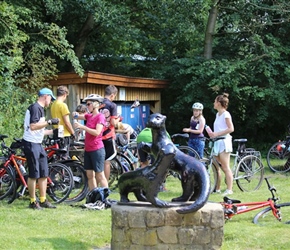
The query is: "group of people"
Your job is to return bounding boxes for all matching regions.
[183,93,234,196]
[23,85,119,209]
[22,84,234,210]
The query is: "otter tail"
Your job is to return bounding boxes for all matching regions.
[176,162,210,214]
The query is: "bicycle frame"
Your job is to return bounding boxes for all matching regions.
[222,178,281,222]
[204,137,264,192]
[3,154,27,189]
[223,199,279,221]
[1,141,58,198]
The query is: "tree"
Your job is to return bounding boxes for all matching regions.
[0,1,83,138]
[162,0,290,147]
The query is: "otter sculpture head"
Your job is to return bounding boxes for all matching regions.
[146,113,166,129]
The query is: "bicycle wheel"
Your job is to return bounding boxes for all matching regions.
[46,162,74,203]
[253,202,290,225]
[109,158,122,189]
[178,146,200,160]
[116,152,135,172]
[200,158,218,193]
[235,155,264,192]
[0,165,17,203]
[266,141,290,173]
[60,160,88,203]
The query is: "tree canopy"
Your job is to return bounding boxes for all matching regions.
[1,0,290,148]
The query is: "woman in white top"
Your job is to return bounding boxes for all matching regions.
[207,93,234,196]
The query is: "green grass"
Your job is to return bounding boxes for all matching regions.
[1,167,290,250]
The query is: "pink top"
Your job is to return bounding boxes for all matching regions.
[84,113,106,152]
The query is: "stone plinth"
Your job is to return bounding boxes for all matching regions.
[111,202,224,250]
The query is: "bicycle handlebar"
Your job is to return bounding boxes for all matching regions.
[264,178,279,202]
[206,136,226,142]
[171,133,189,139]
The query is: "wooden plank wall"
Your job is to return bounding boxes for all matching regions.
[51,84,162,116]
[75,84,161,102]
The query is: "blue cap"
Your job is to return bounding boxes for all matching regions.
[38,88,56,101]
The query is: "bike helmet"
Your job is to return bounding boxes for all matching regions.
[192,102,203,110]
[83,94,104,103]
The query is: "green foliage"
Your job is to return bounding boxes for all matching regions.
[0,1,83,138]
[163,0,290,146]
[1,0,290,147]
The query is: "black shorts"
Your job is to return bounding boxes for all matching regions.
[103,138,117,161]
[22,140,48,178]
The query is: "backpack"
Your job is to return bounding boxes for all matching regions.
[86,187,110,204]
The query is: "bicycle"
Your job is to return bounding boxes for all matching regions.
[0,135,74,204]
[0,158,17,203]
[266,136,290,173]
[219,178,290,225]
[44,137,88,203]
[202,137,264,193]
[170,133,200,159]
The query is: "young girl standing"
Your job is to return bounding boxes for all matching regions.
[183,102,206,158]
[207,93,234,196]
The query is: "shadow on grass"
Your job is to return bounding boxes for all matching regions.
[30,237,89,250]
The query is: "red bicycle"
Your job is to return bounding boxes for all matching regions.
[0,135,74,204]
[220,178,290,225]
[0,157,16,203]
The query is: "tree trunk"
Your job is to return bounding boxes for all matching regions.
[75,13,96,59]
[204,3,219,59]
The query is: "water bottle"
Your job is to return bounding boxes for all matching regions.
[73,113,78,124]
[205,125,213,134]
[237,206,247,211]
[277,141,286,151]
[19,163,27,176]
[58,125,64,138]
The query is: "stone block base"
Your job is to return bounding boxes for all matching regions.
[111,202,224,250]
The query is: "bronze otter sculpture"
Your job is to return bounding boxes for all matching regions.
[138,113,210,214]
[118,147,175,207]
[118,113,176,207]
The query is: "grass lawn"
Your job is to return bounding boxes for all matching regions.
[1,167,290,250]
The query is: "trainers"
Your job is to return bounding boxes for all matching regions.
[39,200,56,209]
[29,202,43,210]
[213,189,221,194]
[222,189,233,196]
[82,201,105,210]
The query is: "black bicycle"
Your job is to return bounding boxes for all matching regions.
[266,124,290,173]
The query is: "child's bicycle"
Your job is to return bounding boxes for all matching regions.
[202,137,264,193]
[220,177,290,225]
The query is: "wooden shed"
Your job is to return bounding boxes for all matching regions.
[49,71,169,129]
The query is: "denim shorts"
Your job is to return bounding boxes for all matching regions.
[188,138,205,158]
[84,147,106,172]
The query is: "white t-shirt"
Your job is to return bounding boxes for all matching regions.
[213,111,233,155]
[214,111,232,134]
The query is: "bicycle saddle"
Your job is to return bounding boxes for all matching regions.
[223,196,241,204]
[0,134,8,140]
[233,139,247,143]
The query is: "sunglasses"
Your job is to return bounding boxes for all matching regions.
[86,102,93,106]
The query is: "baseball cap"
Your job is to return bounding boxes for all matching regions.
[38,88,56,101]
